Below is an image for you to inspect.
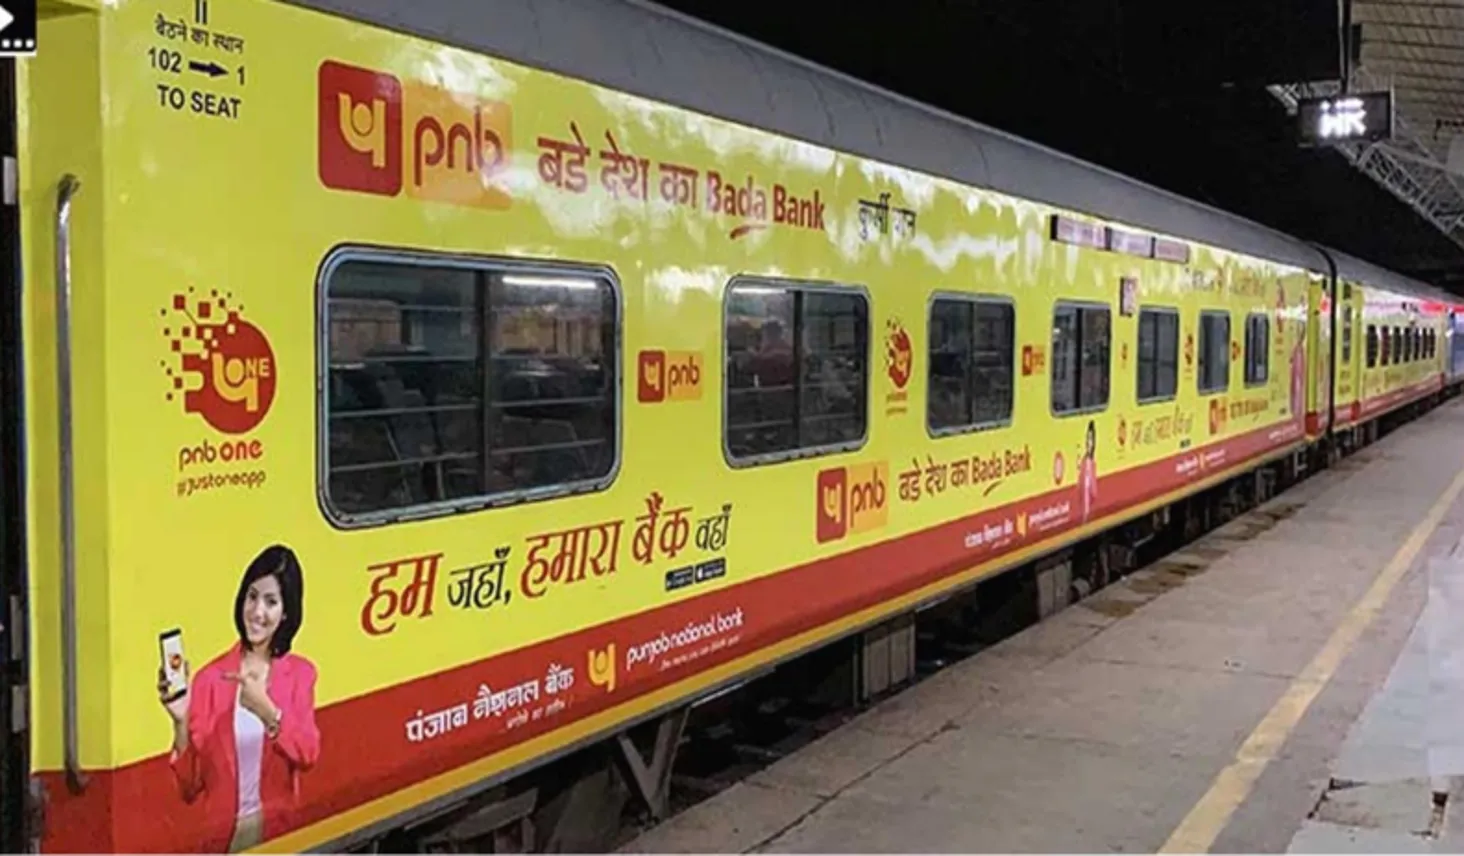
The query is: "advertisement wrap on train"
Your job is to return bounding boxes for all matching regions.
[10,0,1464,852]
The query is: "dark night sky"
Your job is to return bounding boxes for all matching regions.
[654,0,1464,294]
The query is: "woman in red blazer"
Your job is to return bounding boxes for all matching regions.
[157,544,322,853]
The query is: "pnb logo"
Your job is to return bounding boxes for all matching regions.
[160,288,277,435]
[637,350,703,403]
[815,462,889,544]
[317,59,512,209]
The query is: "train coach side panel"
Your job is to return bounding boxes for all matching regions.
[1331,280,1363,429]
[1357,286,1442,423]
[26,0,1318,851]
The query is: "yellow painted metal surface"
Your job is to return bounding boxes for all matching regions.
[8,0,1382,849]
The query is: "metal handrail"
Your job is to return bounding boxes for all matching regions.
[55,173,86,794]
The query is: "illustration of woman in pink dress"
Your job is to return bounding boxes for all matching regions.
[1079,420,1099,523]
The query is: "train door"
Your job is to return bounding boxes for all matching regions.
[1336,282,1360,425]
[0,55,32,853]
[1305,273,1334,438]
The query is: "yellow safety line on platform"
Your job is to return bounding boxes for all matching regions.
[1159,456,1464,854]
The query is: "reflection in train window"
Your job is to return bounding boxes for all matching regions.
[927,295,1015,433]
[1198,310,1230,394]
[1136,307,1179,403]
[1051,302,1110,415]
[322,255,618,521]
[1341,306,1353,364]
[724,279,869,462]
[1244,313,1269,386]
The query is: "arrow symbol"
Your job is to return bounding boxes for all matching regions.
[0,6,14,33]
[188,60,228,78]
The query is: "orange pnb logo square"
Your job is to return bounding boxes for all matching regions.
[316,60,513,209]
[637,350,703,403]
[402,80,512,209]
[815,462,889,544]
[318,60,403,197]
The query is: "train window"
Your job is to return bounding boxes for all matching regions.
[1135,307,1179,403]
[1050,302,1111,415]
[1341,307,1353,364]
[1367,325,1379,367]
[1244,313,1269,386]
[725,278,869,463]
[1197,310,1230,394]
[927,295,1015,434]
[320,252,619,525]
[1393,327,1402,364]
[1431,329,1438,358]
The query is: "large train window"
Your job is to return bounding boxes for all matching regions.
[1197,310,1230,394]
[1050,301,1110,415]
[724,278,869,464]
[1341,307,1353,364]
[1244,313,1269,387]
[1135,306,1179,403]
[927,294,1015,435]
[319,250,619,526]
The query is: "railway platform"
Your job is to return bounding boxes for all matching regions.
[623,399,1464,854]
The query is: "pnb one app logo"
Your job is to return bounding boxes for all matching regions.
[317,59,513,209]
[160,288,277,434]
[815,462,889,544]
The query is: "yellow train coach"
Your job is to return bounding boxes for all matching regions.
[4,0,1461,852]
